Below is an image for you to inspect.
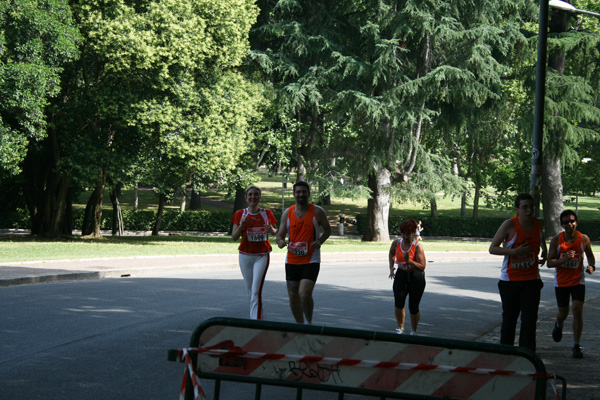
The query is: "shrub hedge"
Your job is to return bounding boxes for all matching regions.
[1,208,233,233]
[356,213,600,241]
[73,209,233,232]
[4,208,600,241]
[0,208,31,229]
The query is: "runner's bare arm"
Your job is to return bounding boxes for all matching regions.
[489,219,532,257]
[408,244,426,271]
[276,209,289,248]
[231,213,247,241]
[312,206,331,248]
[490,220,514,256]
[583,234,595,274]
[546,236,562,268]
[388,240,397,279]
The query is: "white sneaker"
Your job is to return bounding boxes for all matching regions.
[410,329,418,336]
[395,327,405,334]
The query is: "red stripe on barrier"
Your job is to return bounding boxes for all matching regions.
[338,359,362,366]
[183,347,553,379]
[431,351,519,398]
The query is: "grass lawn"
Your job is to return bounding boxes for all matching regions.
[8,169,599,263]
[0,235,492,263]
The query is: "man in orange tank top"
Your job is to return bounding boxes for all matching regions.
[276,181,331,324]
[547,210,595,358]
[489,193,547,351]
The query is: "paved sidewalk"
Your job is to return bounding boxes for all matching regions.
[0,251,496,286]
[1,251,597,399]
[478,296,600,400]
[536,298,600,400]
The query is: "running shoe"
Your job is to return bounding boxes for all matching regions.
[410,329,418,336]
[395,327,405,334]
[552,321,563,342]
[572,344,583,359]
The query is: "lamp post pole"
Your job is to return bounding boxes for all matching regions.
[530,0,600,218]
[530,0,550,217]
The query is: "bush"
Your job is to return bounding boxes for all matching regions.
[358,214,507,238]
[66,208,233,232]
[0,208,30,229]
[358,213,600,240]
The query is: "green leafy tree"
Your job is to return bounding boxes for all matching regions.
[540,4,600,235]
[250,0,343,184]
[23,0,261,237]
[252,0,539,241]
[0,0,81,176]
[330,0,535,240]
[0,0,81,236]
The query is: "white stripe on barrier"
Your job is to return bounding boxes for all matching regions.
[180,347,550,378]
[175,346,563,400]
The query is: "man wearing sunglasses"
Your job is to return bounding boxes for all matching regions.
[547,210,595,359]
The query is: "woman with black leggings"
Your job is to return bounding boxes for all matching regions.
[388,219,427,335]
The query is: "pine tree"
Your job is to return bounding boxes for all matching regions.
[542,5,600,236]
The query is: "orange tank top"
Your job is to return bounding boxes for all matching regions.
[501,216,542,281]
[231,208,276,255]
[554,231,585,287]
[286,204,320,264]
[395,238,419,270]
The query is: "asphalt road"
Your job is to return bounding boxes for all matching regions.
[1,260,599,399]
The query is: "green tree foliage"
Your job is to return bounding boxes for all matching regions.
[253,0,539,240]
[0,0,81,175]
[539,4,600,235]
[21,0,261,237]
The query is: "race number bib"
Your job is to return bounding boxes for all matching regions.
[560,252,582,269]
[398,262,412,270]
[247,227,267,242]
[511,253,535,270]
[289,242,308,256]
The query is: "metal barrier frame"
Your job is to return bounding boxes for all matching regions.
[169,317,566,400]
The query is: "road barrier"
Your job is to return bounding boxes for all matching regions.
[168,317,566,400]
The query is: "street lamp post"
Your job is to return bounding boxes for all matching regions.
[530,0,550,217]
[530,0,600,217]
[549,0,600,18]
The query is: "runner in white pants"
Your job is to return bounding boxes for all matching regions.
[231,186,277,319]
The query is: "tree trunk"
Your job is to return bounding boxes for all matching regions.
[45,176,72,238]
[362,165,391,242]
[430,197,438,217]
[460,194,467,218]
[473,184,480,219]
[62,187,74,236]
[133,182,139,211]
[233,187,247,212]
[542,154,563,237]
[297,153,306,182]
[152,193,166,236]
[180,187,187,212]
[542,12,569,238]
[110,185,124,236]
[230,186,247,234]
[22,129,73,237]
[473,170,481,219]
[82,169,106,237]
[190,189,202,210]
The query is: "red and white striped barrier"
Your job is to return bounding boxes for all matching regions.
[177,347,551,378]
[178,348,206,400]
[174,346,561,400]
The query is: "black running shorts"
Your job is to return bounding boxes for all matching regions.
[285,263,320,282]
